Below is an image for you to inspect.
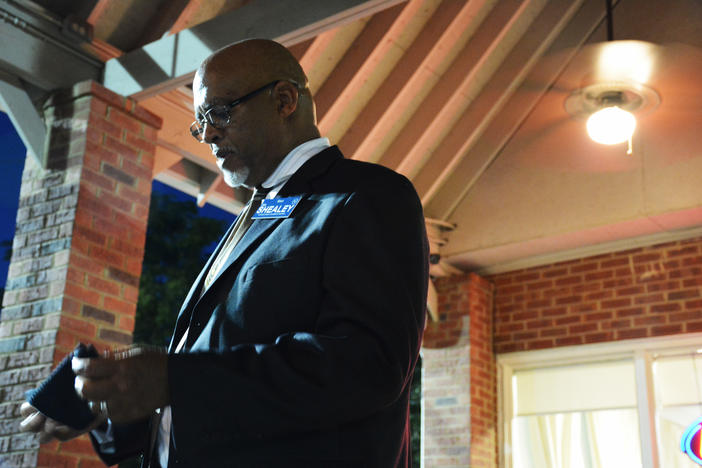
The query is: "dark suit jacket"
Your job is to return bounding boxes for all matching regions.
[93,146,429,467]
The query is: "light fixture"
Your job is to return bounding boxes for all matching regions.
[585,91,637,151]
[586,106,636,145]
[565,82,659,154]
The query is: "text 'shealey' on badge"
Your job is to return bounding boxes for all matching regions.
[252,196,302,219]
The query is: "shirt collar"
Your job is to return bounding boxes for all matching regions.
[260,137,331,198]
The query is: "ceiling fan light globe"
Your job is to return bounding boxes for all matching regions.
[586,106,637,145]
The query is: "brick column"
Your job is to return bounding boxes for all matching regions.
[0,81,161,467]
[422,273,496,468]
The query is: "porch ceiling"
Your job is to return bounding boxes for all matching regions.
[2,0,702,274]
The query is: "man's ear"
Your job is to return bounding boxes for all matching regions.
[274,81,299,118]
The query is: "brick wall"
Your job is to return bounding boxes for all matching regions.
[490,237,702,354]
[0,81,160,467]
[422,273,495,467]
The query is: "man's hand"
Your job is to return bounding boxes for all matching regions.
[19,402,106,443]
[72,346,169,424]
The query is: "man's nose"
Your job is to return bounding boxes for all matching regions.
[202,122,222,144]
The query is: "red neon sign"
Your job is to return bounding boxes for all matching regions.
[682,417,702,465]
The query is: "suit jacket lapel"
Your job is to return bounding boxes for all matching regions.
[167,217,237,352]
[198,146,343,296]
[173,146,344,349]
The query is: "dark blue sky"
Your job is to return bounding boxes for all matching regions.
[0,111,234,290]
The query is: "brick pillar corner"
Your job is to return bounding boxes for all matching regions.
[421,273,497,468]
[0,80,161,467]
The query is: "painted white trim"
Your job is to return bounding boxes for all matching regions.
[634,351,659,468]
[498,332,702,369]
[471,225,702,276]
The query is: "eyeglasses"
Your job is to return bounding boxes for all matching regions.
[189,80,280,142]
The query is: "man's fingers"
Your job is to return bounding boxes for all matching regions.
[74,375,116,402]
[19,411,45,432]
[20,402,38,417]
[72,357,117,378]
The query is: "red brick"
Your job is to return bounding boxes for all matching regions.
[70,253,105,276]
[555,336,583,347]
[82,168,116,192]
[119,316,135,332]
[513,311,538,321]
[670,311,702,322]
[64,281,101,307]
[99,190,133,213]
[84,140,119,167]
[60,435,95,455]
[526,280,553,290]
[634,293,665,305]
[90,246,124,268]
[634,316,665,326]
[668,289,700,300]
[585,311,612,321]
[526,319,552,330]
[542,307,567,317]
[527,340,553,350]
[585,270,614,281]
[90,114,123,140]
[118,184,150,206]
[104,135,139,160]
[87,275,120,296]
[540,327,567,337]
[555,315,580,326]
[584,332,613,343]
[103,296,135,316]
[125,132,156,154]
[122,158,153,180]
[107,108,141,135]
[555,295,582,305]
[37,451,79,468]
[73,225,106,247]
[651,303,681,313]
[514,272,540,282]
[617,328,648,340]
[667,245,698,257]
[686,321,702,332]
[600,257,629,268]
[555,276,582,286]
[602,298,632,309]
[651,324,683,336]
[569,323,597,334]
[59,315,97,337]
[570,262,598,273]
[616,286,645,296]
[607,319,631,329]
[616,307,645,317]
[543,267,568,278]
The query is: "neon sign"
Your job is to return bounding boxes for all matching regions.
[681,417,702,465]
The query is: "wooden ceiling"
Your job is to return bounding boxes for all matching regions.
[6,0,702,276]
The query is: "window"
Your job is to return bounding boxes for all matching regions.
[499,333,702,468]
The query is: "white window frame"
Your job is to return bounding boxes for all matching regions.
[497,331,702,468]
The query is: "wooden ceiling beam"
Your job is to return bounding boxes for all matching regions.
[372,0,532,173]
[422,0,607,220]
[317,0,442,142]
[102,0,406,99]
[299,20,368,94]
[342,0,496,163]
[313,4,404,126]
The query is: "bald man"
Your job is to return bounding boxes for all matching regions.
[21,39,428,467]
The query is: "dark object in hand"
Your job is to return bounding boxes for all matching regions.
[24,343,99,430]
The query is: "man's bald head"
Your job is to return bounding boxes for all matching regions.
[197,39,308,94]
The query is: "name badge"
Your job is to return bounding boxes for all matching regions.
[252,196,302,219]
